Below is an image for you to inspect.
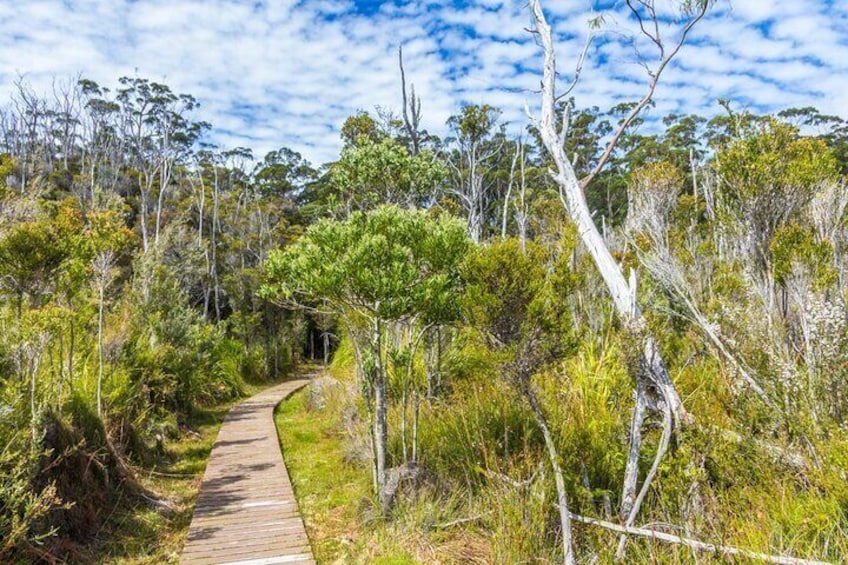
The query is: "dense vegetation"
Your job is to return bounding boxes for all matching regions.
[3,6,848,564]
[0,77,307,562]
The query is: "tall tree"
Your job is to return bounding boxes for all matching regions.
[446,104,503,243]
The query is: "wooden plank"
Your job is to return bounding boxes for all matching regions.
[180,378,315,565]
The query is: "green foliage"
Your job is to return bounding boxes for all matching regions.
[481,457,558,564]
[330,138,445,210]
[253,147,317,198]
[122,302,244,416]
[264,205,469,324]
[716,119,839,204]
[714,118,841,268]
[0,154,16,195]
[341,110,384,147]
[416,375,538,485]
[0,220,67,306]
[0,424,63,560]
[447,104,501,145]
[770,223,837,289]
[460,237,578,355]
[1,70,847,564]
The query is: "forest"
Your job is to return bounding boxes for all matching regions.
[2,1,848,563]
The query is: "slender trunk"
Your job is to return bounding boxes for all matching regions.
[616,404,673,560]
[68,319,75,387]
[97,284,105,418]
[372,318,389,512]
[197,170,205,247]
[211,167,221,321]
[30,355,38,443]
[323,332,330,365]
[516,141,528,253]
[502,144,519,238]
[401,368,408,463]
[140,174,150,252]
[523,380,575,565]
[412,388,420,462]
[620,380,648,520]
[154,158,170,246]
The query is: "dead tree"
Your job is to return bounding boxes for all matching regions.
[527,0,711,556]
[398,46,422,156]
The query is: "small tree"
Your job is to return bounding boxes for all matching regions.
[262,205,468,512]
[461,237,578,562]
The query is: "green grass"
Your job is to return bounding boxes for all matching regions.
[274,381,494,565]
[274,386,373,564]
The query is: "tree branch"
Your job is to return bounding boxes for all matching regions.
[569,513,832,565]
[580,0,709,190]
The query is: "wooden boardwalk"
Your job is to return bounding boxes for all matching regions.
[180,378,315,565]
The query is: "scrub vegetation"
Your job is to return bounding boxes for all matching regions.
[2,1,848,563]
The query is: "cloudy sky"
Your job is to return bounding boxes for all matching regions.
[1,0,846,164]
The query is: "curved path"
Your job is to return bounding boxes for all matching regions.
[180,378,315,565]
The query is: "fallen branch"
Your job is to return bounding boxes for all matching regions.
[570,512,832,565]
[434,514,484,530]
[104,427,175,513]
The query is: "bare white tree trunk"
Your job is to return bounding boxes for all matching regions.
[528,0,687,424]
[515,140,529,252]
[93,251,116,418]
[502,142,519,238]
[528,2,709,556]
[154,150,173,246]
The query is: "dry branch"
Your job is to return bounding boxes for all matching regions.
[570,512,832,565]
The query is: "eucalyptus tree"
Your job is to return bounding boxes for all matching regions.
[262,205,468,512]
[116,77,206,250]
[253,147,317,201]
[445,104,503,243]
[528,1,712,559]
[78,79,124,204]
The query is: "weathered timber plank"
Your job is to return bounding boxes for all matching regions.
[180,378,314,565]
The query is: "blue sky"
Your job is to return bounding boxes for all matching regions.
[1,0,846,164]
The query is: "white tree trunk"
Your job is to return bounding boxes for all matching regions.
[524,380,576,565]
[529,0,689,425]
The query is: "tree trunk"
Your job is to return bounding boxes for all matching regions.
[523,379,575,565]
[97,284,105,418]
[371,318,389,512]
[323,332,330,365]
[620,380,648,521]
[530,0,688,426]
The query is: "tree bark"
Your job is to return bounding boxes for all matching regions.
[371,318,389,512]
[528,0,691,423]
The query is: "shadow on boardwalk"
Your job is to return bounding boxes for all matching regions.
[180,378,316,565]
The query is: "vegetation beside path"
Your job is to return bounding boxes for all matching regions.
[85,380,284,564]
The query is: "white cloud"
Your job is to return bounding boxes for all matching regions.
[0,0,845,164]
